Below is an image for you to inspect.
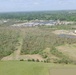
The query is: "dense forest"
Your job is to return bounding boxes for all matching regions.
[0,10,76,21]
[0,27,20,59]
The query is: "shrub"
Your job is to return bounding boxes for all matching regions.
[36,59,40,62]
[20,59,24,61]
[46,58,50,63]
[57,58,72,64]
[44,60,47,63]
[42,53,48,58]
[32,59,35,62]
[27,59,32,62]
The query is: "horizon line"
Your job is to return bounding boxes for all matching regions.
[0,9,76,13]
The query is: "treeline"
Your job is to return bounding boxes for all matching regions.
[0,27,20,59]
[0,10,76,21]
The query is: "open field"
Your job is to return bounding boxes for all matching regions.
[0,61,50,75]
[0,61,76,75]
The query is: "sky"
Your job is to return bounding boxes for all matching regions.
[0,0,76,12]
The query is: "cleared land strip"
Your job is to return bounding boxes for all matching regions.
[1,29,24,60]
[1,29,44,61]
[1,37,44,61]
[1,38,23,60]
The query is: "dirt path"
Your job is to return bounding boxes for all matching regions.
[1,37,44,61]
[50,68,76,75]
[1,38,23,60]
[1,29,24,61]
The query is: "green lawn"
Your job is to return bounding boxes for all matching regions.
[0,61,51,75]
[0,61,76,75]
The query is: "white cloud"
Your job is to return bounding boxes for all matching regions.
[58,0,75,4]
[33,2,39,5]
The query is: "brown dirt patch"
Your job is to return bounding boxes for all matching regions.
[50,68,76,75]
[52,30,76,36]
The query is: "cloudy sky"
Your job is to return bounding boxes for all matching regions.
[0,0,76,12]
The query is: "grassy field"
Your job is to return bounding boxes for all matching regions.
[0,61,50,75]
[0,61,76,75]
